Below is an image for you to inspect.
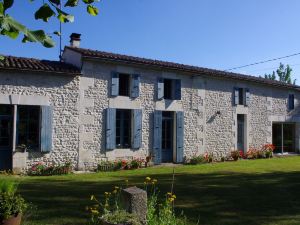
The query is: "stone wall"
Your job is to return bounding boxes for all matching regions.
[0,71,80,170]
[1,59,300,171]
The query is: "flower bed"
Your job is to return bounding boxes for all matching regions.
[185,143,275,165]
[97,158,146,172]
[27,161,72,176]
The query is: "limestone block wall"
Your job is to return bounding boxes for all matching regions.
[78,59,300,168]
[77,60,203,168]
[0,71,80,169]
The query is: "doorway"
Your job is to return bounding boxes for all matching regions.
[0,105,13,171]
[237,114,245,151]
[161,111,174,163]
[272,123,295,154]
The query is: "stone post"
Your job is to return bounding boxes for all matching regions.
[121,186,147,224]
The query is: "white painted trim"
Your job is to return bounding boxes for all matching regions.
[0,94,50,106]
[12,105,17,152]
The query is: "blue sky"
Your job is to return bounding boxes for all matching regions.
[1,0,300,83]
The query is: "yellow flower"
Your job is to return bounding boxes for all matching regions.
[145,177,151,182]
[152,179,158,183]
[125,179,129,183]
[91,209,99,214]
[143,181,147,185]
[172,194,176,199]
[112,189,117,194]
[167,192,172,196]
[90,195,95,200]
[114,186,120,190]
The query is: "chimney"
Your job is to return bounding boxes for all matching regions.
[70,33,81,48]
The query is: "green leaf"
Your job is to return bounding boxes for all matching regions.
[0,55,4,61]
[1,27,19,39]
[53,31,61,36]
[3,0,14,11]
[65,0,79,7]
[49,0,60,5]
[0,3,4,16]
[55,7,74,23]
[87,5,98,16]
[22,29,55,48]
[82,0,95,4]
[35,3,56,22]
[2,15,55,48]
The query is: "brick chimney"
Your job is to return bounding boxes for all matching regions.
[70,33,81,48]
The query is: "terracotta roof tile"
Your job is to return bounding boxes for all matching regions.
[66,46,300,90]
[0,55,81,75]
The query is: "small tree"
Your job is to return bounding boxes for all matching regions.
[263,63,296,85]
[0,0,100,59]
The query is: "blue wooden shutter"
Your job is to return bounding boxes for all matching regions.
[176,111,184,163]
[40,106,53,152]
[132,109,142,149]
[157,78,164,100]
[111,72,119,97]
[174,79,181,100]
[289,94,295,110]
[245,89,250,106]
[106,108,116,150]
[234,87,239,105]
[153,111,162,164]
[131,74,140,98]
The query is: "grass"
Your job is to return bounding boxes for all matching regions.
[2,157,300,225]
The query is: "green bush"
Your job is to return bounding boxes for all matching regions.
[0,181,27,220]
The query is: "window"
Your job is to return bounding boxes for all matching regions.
[119,73,130,96]
[17,105,40,150]
[238,88,244,105]
[116,109,131,148]
[157,78,181,100]
[164,79,173,100]
[288,94,295,110]
[234,88,250,106]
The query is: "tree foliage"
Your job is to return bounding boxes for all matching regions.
[0,0,99,57]
[263,63,296,85]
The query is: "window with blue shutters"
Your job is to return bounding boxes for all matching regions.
[106,108,116,150]
[106,108,143,150]
[132,109,142,149]
[17,105,41,151]
[176,111,184,163]
[157,78,181,100]
[40,105,53,152]
[288,94,295,110]
[153,111,162,164]
[111,72,140,98]
[233,87,250,106]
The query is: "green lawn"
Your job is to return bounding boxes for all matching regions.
[2,157,300,225]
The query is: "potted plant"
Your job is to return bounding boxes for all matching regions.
[0,181,27,225]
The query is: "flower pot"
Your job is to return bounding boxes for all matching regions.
[1,214,22,225]
[101,219,126,225]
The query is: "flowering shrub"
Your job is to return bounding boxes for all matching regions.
[231,150,243,161]
[27,161,72,176]
[97,158,146,172]
[246,144,275,159]
[87,177,188,225]
[204,152,214,163]
[185,154,206,165]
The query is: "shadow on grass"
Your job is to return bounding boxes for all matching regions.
[20,171,300,225]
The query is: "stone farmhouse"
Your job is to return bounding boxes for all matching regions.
[0,33,299,171]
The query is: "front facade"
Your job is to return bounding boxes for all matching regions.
[1,42,300,171]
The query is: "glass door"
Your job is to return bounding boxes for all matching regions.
[0,105,13,170]
[161,111,174,163]
[272,123,295,154]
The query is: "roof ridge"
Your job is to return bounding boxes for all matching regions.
[65,46,300,90]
